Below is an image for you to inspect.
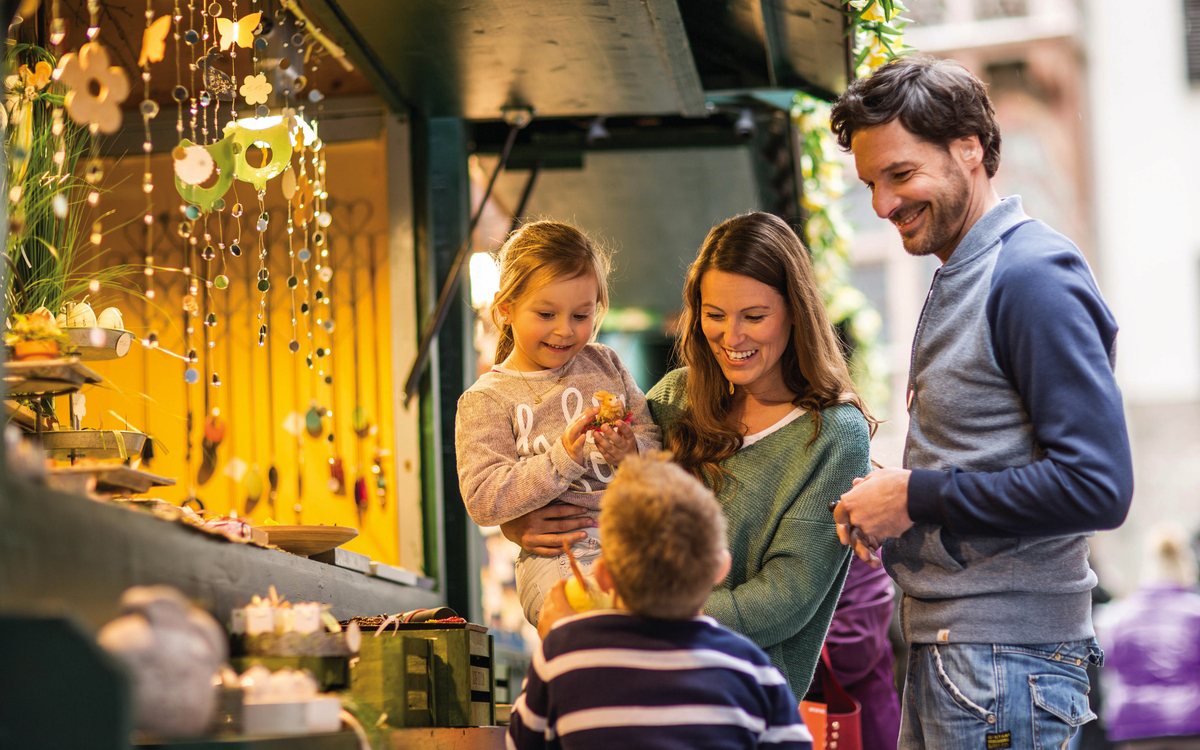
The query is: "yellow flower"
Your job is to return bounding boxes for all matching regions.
[862,2,888,22]
[240,73,272,107]
[864,43,890,70]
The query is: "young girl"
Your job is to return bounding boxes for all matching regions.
[455,221,661,626]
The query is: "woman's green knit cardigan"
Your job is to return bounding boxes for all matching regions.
[647,368,869,699]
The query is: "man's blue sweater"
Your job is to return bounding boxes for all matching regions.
[883,196,1134,645]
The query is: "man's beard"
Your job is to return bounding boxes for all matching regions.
[899,164,970,258]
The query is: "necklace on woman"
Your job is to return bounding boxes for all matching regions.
[510,358,571,404]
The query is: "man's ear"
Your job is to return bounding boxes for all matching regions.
[951,135,984,170]
[595,558,616,594]
[714,549,732,586]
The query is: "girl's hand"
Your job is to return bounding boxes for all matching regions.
[500,504,595,556]
[562,407,599,466]
[594,420,637,466]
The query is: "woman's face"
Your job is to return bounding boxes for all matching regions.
[698,269,792,393]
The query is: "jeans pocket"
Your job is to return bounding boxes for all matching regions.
[1029,672,1096,749]
[931,645,996,724]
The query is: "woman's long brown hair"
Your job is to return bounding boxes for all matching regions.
[672,212,876,489]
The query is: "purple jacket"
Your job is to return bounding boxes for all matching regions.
[1100,582,1200,741]
[819,556,901,750]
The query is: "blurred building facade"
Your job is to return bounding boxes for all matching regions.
[846,0,1200,594]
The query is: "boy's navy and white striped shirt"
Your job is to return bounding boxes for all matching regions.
[508,610,813,750]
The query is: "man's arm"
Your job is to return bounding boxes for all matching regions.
[907,234,1134,536]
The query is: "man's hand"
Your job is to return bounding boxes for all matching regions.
[593,420,637,466]
[499,504,595,557]
[537,580,577,640]
[833,468,915,561]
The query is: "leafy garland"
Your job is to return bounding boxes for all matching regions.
[792,0,910,417]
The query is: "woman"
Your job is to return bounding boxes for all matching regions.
[502,212,873,698]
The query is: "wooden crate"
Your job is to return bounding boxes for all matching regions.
[406,624,494,728]
[350,634,436,727]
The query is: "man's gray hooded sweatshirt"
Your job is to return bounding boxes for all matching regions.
[883,196,1134,645]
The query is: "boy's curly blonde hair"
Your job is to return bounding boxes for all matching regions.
[600,451,727,620]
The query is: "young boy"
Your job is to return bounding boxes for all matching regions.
[509,452,813,750]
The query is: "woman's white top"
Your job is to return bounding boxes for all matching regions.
[740,407,805,449]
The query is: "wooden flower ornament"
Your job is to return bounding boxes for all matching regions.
[239,73,272,107]
[56,43,131,134]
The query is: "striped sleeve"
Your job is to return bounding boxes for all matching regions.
[508,653,555,750]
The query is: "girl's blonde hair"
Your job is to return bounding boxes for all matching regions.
[673,212,877,489]
[491,220,611,364]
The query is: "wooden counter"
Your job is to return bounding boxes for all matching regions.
[0,474,442,630]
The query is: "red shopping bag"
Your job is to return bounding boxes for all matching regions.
[800,645,862,750]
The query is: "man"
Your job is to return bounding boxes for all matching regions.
[829,54,1133,750]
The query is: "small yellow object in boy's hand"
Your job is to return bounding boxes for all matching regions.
[564,576,613,612]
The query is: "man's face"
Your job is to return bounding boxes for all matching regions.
[852,120,974,263]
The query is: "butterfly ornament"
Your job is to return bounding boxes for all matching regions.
[216,12,262,51]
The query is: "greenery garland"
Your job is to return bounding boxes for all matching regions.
[792,0,911,418]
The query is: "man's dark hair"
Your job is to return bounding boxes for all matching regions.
[830,54,1002,178]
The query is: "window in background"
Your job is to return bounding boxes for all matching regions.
[906,0,949,26]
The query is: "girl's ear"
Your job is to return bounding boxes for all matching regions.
[495,299,511,324]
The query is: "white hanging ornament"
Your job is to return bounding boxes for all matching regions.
[174,145,215,186]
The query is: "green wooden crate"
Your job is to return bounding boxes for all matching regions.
[404,624,495,728]
[349,634,435,727]
[230,656,349,691]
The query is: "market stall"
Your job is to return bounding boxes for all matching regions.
[1,0,858,746]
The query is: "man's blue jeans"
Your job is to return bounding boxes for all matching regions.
[899,639,1103,750]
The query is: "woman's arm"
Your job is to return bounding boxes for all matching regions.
[455,391,589,527]
[705,517,850,649]
[499,504,595,557]
[707,414,869,649]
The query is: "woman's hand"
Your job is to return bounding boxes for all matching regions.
[561,407,600,466]
[537,580,577,640]
[499,504,595,556]
[593,421,638,466]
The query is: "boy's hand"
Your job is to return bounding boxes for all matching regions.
[594,421,637,466]
[537,580,577,640]
[562,407,600,465]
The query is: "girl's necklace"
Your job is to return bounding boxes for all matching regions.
[509,358,571,404]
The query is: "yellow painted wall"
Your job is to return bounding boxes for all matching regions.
[63,137,411,567]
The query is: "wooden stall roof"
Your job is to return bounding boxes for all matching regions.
[301,0,854,119]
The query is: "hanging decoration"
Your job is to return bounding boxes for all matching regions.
[55,42,130,134]
[138,15,171,67]
[3,0,373,525]
[229,121,291,191]
[239,72,272,107]
[216,11,262,52]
